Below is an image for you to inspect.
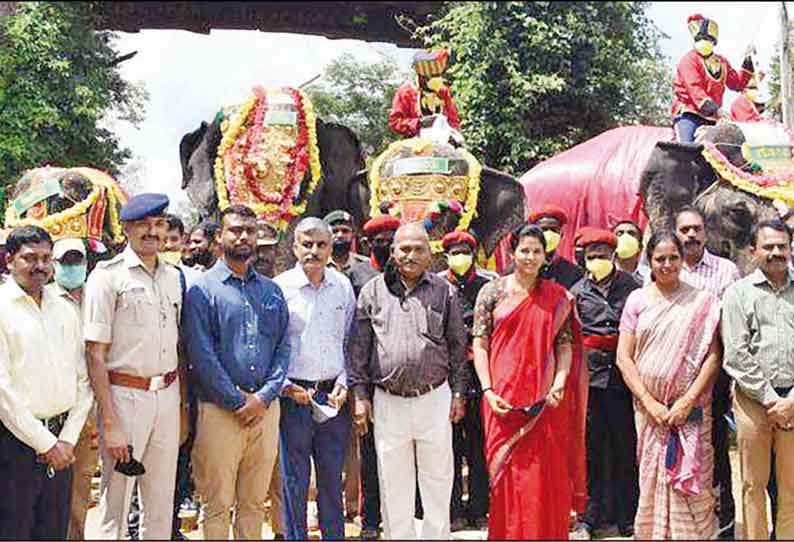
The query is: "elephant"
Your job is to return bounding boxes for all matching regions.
[517,122,794,275]
[345,160,527,272]
[4,166,127,268]
[639,122,794,274]
[179,112,366,273]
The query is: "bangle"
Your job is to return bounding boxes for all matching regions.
[482,387,493,394]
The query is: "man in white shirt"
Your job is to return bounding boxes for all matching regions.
[274,217,356,541]
[0,226,93,540]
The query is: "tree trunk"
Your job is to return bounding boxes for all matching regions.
[782,2,794,130]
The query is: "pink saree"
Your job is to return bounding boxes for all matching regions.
[621,285,721,539]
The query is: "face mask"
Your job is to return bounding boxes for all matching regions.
[616,234,641,259]
[371,244,391,269]
[426,76,445,92]
[332,239,352,258]
[448,253,473,276]
[585,258,614,282]
[543,230,561,254]
[694,39,714,57]
[54,262,87,290]
[160,251,182,265]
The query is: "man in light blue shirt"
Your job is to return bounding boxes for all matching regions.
[274,217,356,541]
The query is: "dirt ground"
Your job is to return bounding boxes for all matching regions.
[84,448,747,540]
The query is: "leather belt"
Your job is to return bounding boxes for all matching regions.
[291,378,337,394]
[109,370,177,392]
[377,377,447,398]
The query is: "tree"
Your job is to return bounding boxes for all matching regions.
[412,2,671,175]
[305,53,407,157]
[0,2,146,209]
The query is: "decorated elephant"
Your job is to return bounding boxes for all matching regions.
[179,86,366,273]
[3,166,128,267]
[517,121,794,275]
[345,137,527,271]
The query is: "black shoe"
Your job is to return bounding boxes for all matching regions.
[273,534,285,541]
[716,519,735,540]
[618,524,634,538]
[360,527,380,540]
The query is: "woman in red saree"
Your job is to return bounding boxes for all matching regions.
[472,225,588,540]
[617,231,721,539]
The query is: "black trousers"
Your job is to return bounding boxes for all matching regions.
[451,393,489,520]
[359,421,381,530]
[582,387,638,530]
[712,369,735,533]
[0,422,72,540]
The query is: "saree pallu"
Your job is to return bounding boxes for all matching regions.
[483,280,587,540]
[631,287,720,540]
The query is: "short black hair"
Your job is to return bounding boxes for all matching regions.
[165,214,185,235]
[192,220,220,241]
[6,225,53,257]
[220,204,257,226]
[674,206,706,226]
[753,219,792,245]
[645,230,684,264]
[510,224,546,252]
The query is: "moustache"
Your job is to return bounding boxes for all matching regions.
[767,255,787,263]
[684,240,701,246]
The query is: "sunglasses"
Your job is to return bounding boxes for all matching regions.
[511,399,546,418]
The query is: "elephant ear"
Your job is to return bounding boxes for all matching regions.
[639,141,714,231]
[346,169,370,230]
[469,166,526,255]
[179,121,208,190]
[309,119,366,216]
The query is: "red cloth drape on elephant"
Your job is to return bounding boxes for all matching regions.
[511,125,672,263]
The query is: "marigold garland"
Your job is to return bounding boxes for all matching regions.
[369,137,481,252]
[702,142,794,206]
[4,167,127,244]
[214,87,322,230]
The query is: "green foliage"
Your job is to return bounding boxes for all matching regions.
[305,53,407,156]
[415,2,671,174]
[0,2,146,208]
[768,49,785,121]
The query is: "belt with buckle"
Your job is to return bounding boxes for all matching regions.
[377,377,447,398]
[109,370,178,391]
[39,411,69,438]
[291,378,337,394]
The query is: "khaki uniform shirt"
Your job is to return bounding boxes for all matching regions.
[83,246,182,377]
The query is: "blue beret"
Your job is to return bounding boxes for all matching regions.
[120,193,169,222]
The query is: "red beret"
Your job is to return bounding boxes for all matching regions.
[363,215,401,236]
[577,227,618,249]
[574,226,598,247]
[441,231,477,251]
[527,204,568,226]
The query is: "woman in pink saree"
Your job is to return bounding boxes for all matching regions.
[617,231,721,539]
[472,225,587,540]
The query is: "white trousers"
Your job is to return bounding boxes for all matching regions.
[95,383,180,540]
[374,382,453,540]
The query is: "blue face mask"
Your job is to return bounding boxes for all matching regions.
[55,263,87,290]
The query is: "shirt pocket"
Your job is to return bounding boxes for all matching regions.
[424,306,445,344]
[116,286,151,328]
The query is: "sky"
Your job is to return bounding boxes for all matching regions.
[110,2,786,204]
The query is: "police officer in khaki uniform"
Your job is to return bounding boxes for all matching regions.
[84,194,183,540]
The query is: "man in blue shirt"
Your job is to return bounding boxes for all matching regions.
[274,217,356,541]
[183,204,290,541]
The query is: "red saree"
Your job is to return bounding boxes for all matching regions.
[483,280,587,540]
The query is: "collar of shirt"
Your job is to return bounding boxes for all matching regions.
[686,249,716,273]
[48,281,81,306]
[211,257,256,283]
[280,265,334,291]
[120,245,168,278]
[3,277,42,304]
[749,267,794,290]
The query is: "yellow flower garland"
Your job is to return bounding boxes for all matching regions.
[702,147,794,206]
[214,88,323,230]
[5,167,128,244]
[369,137,482,253]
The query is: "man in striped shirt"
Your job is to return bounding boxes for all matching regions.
[675,206,741,540]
